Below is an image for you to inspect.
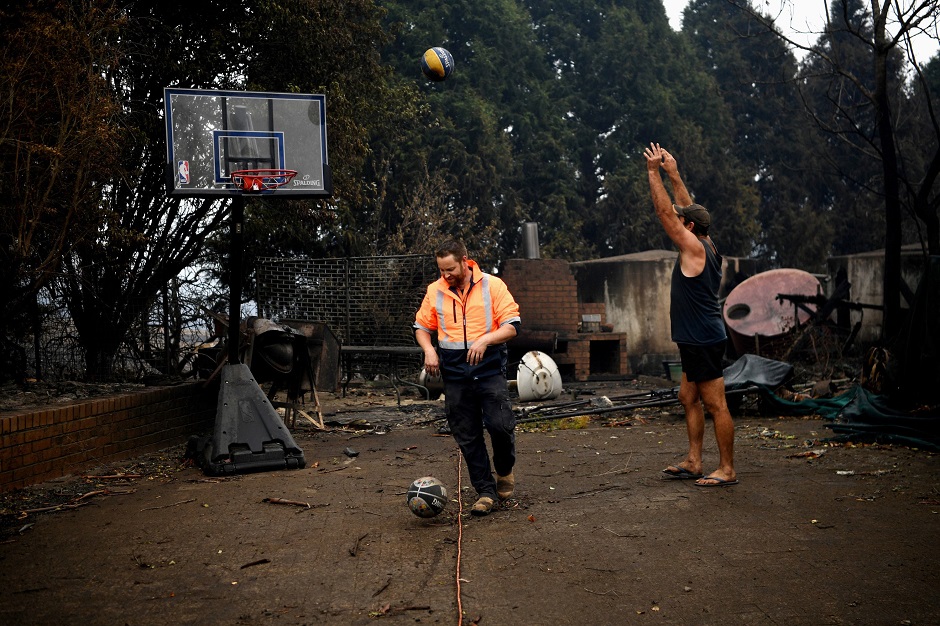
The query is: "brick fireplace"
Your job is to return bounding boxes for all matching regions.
[501,259,629,381]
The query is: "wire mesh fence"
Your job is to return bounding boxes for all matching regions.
[13,256,438,385]
[256,255,439,382]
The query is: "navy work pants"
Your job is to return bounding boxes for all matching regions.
[443,375,516,499]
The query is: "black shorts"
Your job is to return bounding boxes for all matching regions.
[677,342,726,383]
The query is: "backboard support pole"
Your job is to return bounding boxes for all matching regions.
[227,195,245,365]
[189,194,306,475]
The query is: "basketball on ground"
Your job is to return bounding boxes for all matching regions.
[407,476,448,517]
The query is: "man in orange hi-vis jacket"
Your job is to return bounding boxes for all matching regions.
[414,240,521,516]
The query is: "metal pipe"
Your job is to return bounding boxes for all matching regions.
[522,222,540,259]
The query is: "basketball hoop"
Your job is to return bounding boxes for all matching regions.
[230,169,297,192]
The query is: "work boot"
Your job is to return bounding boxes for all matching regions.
[496,472,515,500]
[470,496,495,516]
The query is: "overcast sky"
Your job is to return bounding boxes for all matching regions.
[662,0,939,63]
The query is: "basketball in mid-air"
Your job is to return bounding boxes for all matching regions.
[407,476,448,518]
[421,47,454,82]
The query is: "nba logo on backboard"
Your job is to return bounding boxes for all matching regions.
[177,160,190,185]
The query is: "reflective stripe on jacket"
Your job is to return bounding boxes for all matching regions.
[414,259,521,380]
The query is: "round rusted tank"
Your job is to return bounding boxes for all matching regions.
[723,269,821,357]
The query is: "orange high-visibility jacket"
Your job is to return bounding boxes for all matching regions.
[414,259,521,379]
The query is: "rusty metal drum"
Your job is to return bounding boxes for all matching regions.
[723,269,821,357]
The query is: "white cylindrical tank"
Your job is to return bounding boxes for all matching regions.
[516,351,563,401]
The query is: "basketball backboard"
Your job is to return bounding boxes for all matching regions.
[164,87,331,198]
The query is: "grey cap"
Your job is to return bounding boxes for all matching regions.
[673,203,711,228]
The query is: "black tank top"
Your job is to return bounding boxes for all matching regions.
[670,238,727,345]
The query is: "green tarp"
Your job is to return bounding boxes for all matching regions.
[759,384,940,451]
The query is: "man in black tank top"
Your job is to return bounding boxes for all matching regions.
[644,143,738,487]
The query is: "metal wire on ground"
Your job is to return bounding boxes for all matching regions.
[454,450,465,625]
[515,385,759,424]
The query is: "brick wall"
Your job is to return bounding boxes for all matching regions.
[502,259,580,333]
[0,382,217,493]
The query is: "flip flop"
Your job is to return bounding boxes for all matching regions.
[662,465,703,480]
[695,475,739,487]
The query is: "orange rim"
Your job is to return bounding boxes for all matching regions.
[229,169,297,191]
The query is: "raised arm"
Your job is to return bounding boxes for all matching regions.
[661,149,693,207]
[644,143,705,269]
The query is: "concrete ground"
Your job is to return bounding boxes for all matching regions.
[1,380,937,625]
